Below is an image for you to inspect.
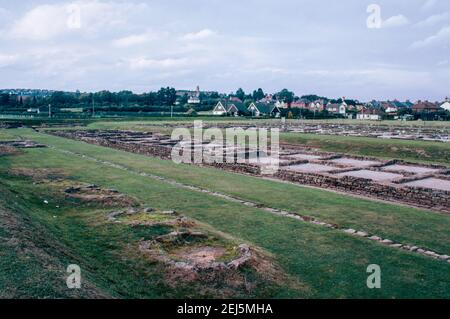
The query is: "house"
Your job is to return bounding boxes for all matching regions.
[440,97,450,111]
[326,103,340,113]
[257,94,275,104]
[354,104,365,112]
[275,100,288,109]
[213,101,228,115]
[384,105,398,114]
[227,101,248,116]
[27,108,40,114]
[212,100,247,116]
[248,102,281,117]
[412,101,441,113]
[403,100,414,108]
[326,98,347,115]
[187,86,201,104]
[308,100,325,112]
[290,101,307,109]
[357,108,383,120]
[229,97,243,103]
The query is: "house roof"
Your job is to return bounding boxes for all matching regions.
[440,101,450,111]
[326,103,340,110]
[412,101,440,112]
[362,107,384,115]
[227,101,248,113]
[215,100,247,113]
[249,102,279,114]
[229,97,243,103]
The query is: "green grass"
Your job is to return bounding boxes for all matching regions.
[0,131,18,141]
[84,118,450,128]
[0,128,449,298]
[7,129,449,255]
[0,174,287,299]
[53,119,450,165]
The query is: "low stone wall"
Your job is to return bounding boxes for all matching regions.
[276,170,449,212]
[50,131,173,159]
[48,130,449,213]
[206,162,261,175]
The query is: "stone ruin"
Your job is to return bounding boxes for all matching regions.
[49,129,450,213]
[105,204,255,272]
[64,184,138,207]
[0,140,46,149]
[139,231,253,272]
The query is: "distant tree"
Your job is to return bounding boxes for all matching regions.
[235,88,246,101]
[179,93,189,105]
[210,92,220,99]
[301,95,328,103]
[252,88,265,101]
[50,91,67,107]
[276,89,295,105]
[0,93,10,106]
[157,87,177,106]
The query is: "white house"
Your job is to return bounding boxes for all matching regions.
[440,97,450,111]
[275,101,287,109]
[339,98,347,115]
[213,101,228,115]
[212,100,248,116]
[187,86,201,104]
[385,105,398,114]
[357,108,383,121]
[27,108,40,114]
[326,98,347,115]
[248,102,281,117]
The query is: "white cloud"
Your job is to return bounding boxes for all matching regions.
[9,1,147,40]
[415,12,450,28]
[411,25,450,48]
[382,15,409,28]
[128,57,189,70]
[10,4,67,40]
[112,31,165,47]
[0,54,18,67]
[182,29,216,41]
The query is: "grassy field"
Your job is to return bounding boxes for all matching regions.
[48,119,450,165]
[0,128,449,298]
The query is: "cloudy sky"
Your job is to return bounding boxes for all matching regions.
[0,0,449,101]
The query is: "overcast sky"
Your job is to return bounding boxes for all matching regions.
[0,0,449,101]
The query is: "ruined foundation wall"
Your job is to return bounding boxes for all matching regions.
[48,130,449,213]
[276,170,449,212]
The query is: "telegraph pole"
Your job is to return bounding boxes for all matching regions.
[171,104,173,118]
[48,104,51,118]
